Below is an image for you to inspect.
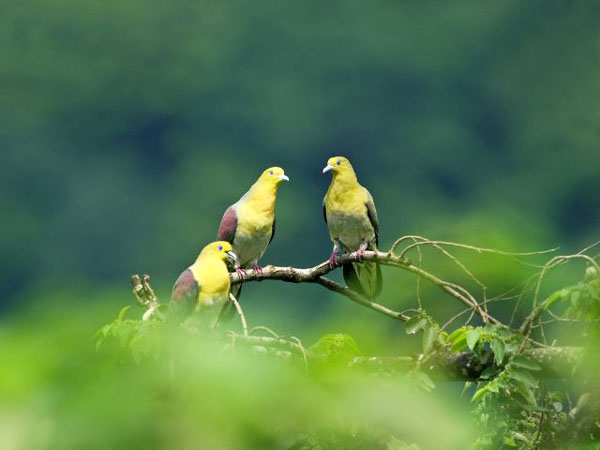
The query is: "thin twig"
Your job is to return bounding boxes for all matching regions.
[314,276,411,322]
[520,254,600,335]
[396,239,558,261]
[414,238,423,309]
[229,293,248,337]
[227,333,307,357]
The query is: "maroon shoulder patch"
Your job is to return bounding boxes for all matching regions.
[218,206,238,243]
[171,269,198,305]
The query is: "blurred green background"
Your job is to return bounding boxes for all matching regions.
[2,1,600,448]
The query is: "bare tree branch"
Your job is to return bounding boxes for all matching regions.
[230,250,497,324]
[131,274,160,321]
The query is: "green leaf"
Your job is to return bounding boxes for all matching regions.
[495,326,513,339]
[461,381,473,397]
[511,356,542,371]
[450,332,468,352]
[436,333,447,346]
[93,324,111,340]
[515,382,537,405]
[487,381,500,394]
[422,326,437,353]
[512,432,531,444]
[387,437,420,450]
[510,369,538,388]
[405,316,427,335]
[471,386,488,403]
[466,328,481,350]
[117,305,132,321]
[308,333,361,363]
[483,323,497,334]
[479,367,497,380]
[408,371,435,392]
[490,339,505,365]
[447,328,467,342]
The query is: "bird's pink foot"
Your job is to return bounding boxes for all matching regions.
[235,268,247,280]
[329,251,339,269]
[253,265,264,281]
[355,248,366,261]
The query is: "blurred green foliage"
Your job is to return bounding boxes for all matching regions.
[0,302,475,450]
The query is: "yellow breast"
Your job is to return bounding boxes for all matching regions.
[326,182,368,214]
[238,200,274,233]
[190,258,230,303]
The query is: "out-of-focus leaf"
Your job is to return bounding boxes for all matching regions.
[461,381,473,397]
[515,382,537,405]
[490,339,505,365]
[510,369,537,388]
[466,329,481,351]
[118,305,131,321]
[512,432,531,444]
[447,328,466,342]
[387,437,421,450]
[450,332,468,352]
[511,356,541,371]
[471,386,488,403]
[405,316,427,335]
[479,367,497,380]
[407,371,435,392]
[487,382,499,394]
[422,326,437,353]
[308,333,361,363]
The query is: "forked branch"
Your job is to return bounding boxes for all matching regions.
[229,250,495,324]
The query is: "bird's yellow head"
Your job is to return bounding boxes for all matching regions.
[257,166,290,185]
[198,241,237,264]
[322,156,354,176]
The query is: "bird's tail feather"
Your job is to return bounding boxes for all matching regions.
[343,260,382,299]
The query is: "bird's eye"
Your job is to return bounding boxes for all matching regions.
[269,170,274,175]
[218,245,223,251]
[337,160,341,165]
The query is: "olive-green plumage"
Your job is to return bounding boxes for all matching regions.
[323,156,382,298]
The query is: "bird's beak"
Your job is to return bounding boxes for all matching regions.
[322,164,334,174]
[277,174,290,181]
[225,251,237,263]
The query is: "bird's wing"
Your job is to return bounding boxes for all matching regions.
[322,197,328,226]
[171,269,199,318]
[218,205,238,243]
[269,217,276,244]
[364,189,379,247]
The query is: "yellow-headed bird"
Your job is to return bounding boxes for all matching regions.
[171,241,237,325]
[322,156,382,298]
[217,167,289,317]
